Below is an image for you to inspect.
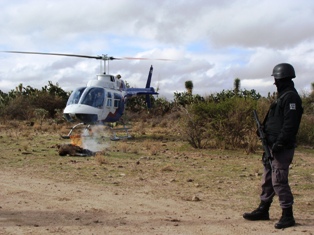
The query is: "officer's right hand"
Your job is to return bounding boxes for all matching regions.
[272,142,284,153]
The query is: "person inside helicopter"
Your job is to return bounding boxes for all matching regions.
[93,89,104,108]
[116,74,123,91]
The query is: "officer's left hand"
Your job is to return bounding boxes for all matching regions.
[272,142,284,153]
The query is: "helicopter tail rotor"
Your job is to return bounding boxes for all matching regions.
[145,65,154,108]
[145,65,153,88]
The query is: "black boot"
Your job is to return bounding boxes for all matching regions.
[275,207,295,229]
[243,201,271,221]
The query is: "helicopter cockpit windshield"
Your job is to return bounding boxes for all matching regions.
[66,87,86,106]
[80,87,105,109]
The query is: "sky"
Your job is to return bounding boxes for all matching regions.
[0,0,314,100]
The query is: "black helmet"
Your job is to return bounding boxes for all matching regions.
[271,63,295,79]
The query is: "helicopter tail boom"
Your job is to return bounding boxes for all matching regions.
[124,87,158,97]
[123,65,156,95]
[124,65,157,108]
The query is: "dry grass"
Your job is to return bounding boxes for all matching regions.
[0,119,313,215]
[95,154,109,165]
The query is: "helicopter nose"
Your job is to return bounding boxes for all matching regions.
[63,104,100,124]
[63,113,74,122]
[75,114,98,123]
[63,113,98,123]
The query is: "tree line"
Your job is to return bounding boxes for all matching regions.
[0,81,69,120]
[130,80,314,150]
[1,80,313,149]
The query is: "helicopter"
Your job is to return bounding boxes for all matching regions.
[2,51,162,140]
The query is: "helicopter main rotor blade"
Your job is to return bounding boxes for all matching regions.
[121,57,174,61]
[1,51,113,60]
[2,51,173,61]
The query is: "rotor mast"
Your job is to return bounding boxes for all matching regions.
[99,54,120,75]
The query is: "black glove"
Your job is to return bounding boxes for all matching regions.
[272,142,284,153]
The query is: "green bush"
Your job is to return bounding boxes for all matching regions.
[3,96,33,120]
[179,92,314,149]
[0,82,69,120]
[180,96,258,149]
[298,114,314,147]
[298,92,314,146]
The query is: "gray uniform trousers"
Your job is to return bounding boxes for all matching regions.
[260,148,294,209]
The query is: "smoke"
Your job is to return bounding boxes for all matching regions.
[81,125,110,152]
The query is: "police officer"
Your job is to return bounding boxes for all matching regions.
[243,63,303,229]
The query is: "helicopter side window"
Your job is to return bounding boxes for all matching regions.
[114,99,120,108]
[106,92,112,107]
[113,93,120,108]
[66,87,86,106]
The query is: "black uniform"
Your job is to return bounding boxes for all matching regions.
[243,63,302,229]
[261,80,303,208]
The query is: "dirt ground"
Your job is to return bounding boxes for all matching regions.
[1,170,313,235]
[0,122,313,235]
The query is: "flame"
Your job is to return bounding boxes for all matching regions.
[69,126,109,152]
[70,134,82,147]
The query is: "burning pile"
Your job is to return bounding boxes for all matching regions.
[58,134,95,157]
[58,144,96,157]
[58,127,108,156]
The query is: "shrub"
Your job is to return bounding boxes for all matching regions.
[298,114,314,146]
[3,96,34,120]
[180,96,258,149]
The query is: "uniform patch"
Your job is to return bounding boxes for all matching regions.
[289,103,296,110]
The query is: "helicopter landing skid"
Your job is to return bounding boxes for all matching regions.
[60,123,90,139]
[61,123,131,141]
[110,126,132,141]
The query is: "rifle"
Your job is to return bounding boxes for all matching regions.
[253,110,273,168]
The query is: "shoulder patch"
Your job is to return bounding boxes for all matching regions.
[289,103,296,110]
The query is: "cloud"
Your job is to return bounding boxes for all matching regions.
[0,0,313,99]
